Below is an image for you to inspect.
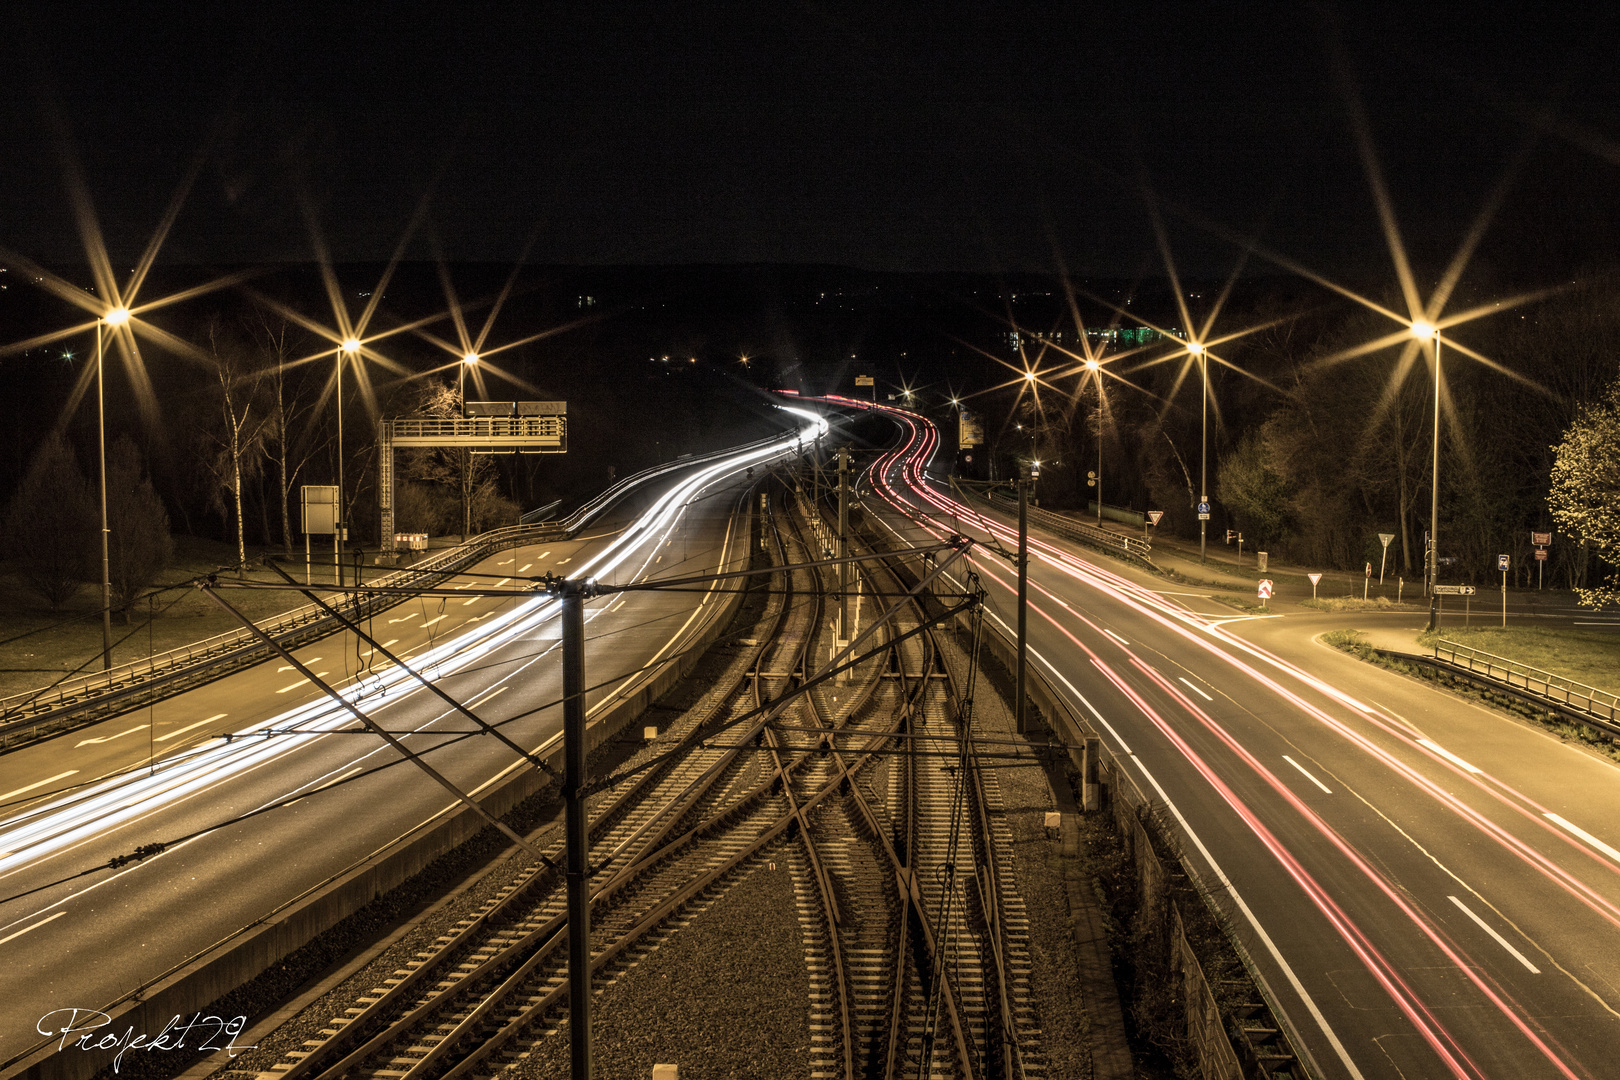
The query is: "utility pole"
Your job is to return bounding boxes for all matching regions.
[1016,463,1031,735]
[561,582,593,1080]
[838,447,851,645]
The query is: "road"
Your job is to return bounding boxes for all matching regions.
[848,397,1620,1080]
[0,411,824,1074]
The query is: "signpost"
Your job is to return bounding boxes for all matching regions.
[1146,509,1163,543]
[1197,500,1210,520]
[1433,583,1475,629]
[1378,532,1395,584]
[1364,561,1372,601]
[1498,554,1509,627]
[1532,531,1550,589]
[1257,578,1273,610]
[1308,572,1322,600]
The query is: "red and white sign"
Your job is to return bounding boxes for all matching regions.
[1147,510,1164,526]
[1257,579,1274,600]
[1535,549,1548,561]
[1308,573,1322,586]
[1532,531,1552,546]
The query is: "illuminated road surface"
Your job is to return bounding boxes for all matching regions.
[0,410,824,1066]
[845,396,1620,1080]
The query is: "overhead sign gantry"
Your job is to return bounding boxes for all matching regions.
[378,401,567,558]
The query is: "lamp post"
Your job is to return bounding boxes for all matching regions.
[1086,358,1102,526]
[460,352,479,417]
[96,307,131,670]
[337,338,360,586]
[460,352,479,538]
[1188,341,1208,563]
[1412,321,1441,631]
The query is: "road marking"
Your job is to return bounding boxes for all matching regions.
[1545,813,1620,868]
[1283,755,1332,794]
[276,659,321,672]
[76,725,145,747]
[389,612,419,623]
[381,639,399,649]
[1178,677,1213,702]
[276,678,310,693]
[1447,895,1540,973]
[517,563,532,573]
[555,558,570,565]
[1133,756,1365,1080]
[421,616,446,627]
[0,771,79,803]
[537,550,551,560]
[462,597,480,606]
[0,911,65,945]
[1101,628,1129,646]
[1417,738,1483,775]
[154,713,228,743]
[467,685,508,709]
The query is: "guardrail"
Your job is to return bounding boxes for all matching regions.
[0,423,807,749]
[1432,638,1620,730]
[969,488,1154,561]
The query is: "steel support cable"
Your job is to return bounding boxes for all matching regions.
[197,582,561,871]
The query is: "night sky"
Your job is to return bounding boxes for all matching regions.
[3,3,1619,283]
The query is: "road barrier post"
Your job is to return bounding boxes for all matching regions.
[1016,464,1030,735]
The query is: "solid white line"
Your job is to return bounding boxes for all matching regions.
[0,911,65,945]
[1447,895,1540,973]
[1102,628,1129,646]
[1283,755,1333,794]
[154,713,229,743]
[0,771,79,804]
[1133,756,1362,1080]
[1545,813,1620,868]
[76,725,145,747]
[1417,738,1483,775]
[466,685,508,709]
[1178,676,1214,702]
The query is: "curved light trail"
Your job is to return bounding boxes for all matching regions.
[0,407,827,881]
[825,392,1609,1080]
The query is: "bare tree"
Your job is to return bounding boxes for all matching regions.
[106,436,174,622]
[201,319,273,568]
[249,311,329,552]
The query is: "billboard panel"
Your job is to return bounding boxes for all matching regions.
[958,411,984,447]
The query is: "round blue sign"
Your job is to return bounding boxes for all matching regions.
[1197,501,1211,514]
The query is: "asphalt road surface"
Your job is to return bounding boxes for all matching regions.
[854,399,1620,1080]
[0,414,822,1072]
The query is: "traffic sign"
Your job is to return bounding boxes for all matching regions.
[1378,533,1394,548]
[1532,531,1551,546]
[1257,579,1273,600]
[1433,584,1476,595]
[1197,501,1211,515]
[1308,573,1322,585]
[854,375,874,386]
[1365,561,1372,578]
[1497,554,1510,572]
[1147,510,1164,526]
[1535,549,1548,561]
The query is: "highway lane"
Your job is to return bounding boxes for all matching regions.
[0,412,824,1068]
[844,397,1620,1080]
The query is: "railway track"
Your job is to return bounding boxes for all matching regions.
[251,472,1040,1080]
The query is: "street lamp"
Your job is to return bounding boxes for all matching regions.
[1411,320,1441,630]
[1086,358,1102,526]
[96,306,131,670]
[1187,340,1208,563]
[461,352,479,417]
[337,338,360,584]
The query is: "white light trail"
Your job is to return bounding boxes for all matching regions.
[0,408,826,878]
